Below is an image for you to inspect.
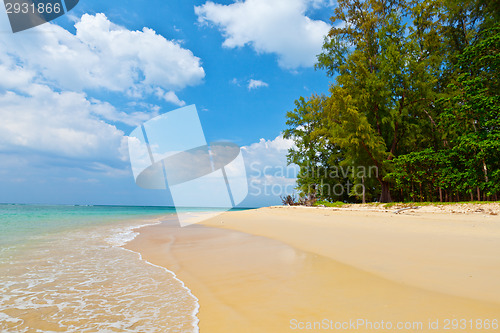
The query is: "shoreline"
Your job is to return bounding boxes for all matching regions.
[0,209,200,332]
[118,247,200,333]
[111,215,201,333]
[125,206,500,332]
[287,202,500,215]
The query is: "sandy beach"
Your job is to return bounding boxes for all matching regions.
[125,206,500,332]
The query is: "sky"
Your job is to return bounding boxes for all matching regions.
[0,0,336,207]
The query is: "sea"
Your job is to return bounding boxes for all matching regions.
[0,204,216,333]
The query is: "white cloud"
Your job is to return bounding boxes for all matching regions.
[0,61,33,89]
[0,13,207,174]
[0,13,205,101]
[0,56,133,169]
[0,60,154,129]
[241,135,298,203]
[88,98,159,127]
[154,88,186,107]
[309,0,337,9]
[195,0,331,68]
[243,134,296,153]
[0,83,128,165]
[248,79,269,90]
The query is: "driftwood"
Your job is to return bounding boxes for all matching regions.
[393,206,420,214]
[280,194,299,206]
[280,193,317,207]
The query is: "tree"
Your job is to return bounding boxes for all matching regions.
[315,0,444,202]
[438,22,500,200]
[284,0,499,203]
[389,22,500,202]
[284,95,352,202]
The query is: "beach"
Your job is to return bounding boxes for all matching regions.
[125,206,500,332]
[0,205,200,332]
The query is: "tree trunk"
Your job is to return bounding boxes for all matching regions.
[361,176,366,204]
[482,160,489,183]
[439,187,443,202]
[379,181,392,203]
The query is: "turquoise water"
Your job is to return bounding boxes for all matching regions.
[0,204,233,244]
[0,204,177,246]
[0,204,221,332]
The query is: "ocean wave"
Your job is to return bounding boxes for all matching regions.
[0,218,199,332]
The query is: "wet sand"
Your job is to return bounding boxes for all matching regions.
[125,207,500,332]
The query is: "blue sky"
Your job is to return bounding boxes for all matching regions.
[0,0,335,207]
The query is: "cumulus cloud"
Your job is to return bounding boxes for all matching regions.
[309,0,337,9]
[0,58,156,128]
[154,88,186,107]
[241,135,298,204]
[0,13,205,101]
[248,79,269,90]
[242,134,296,172]
[0,13,207,174]
[195,0,331,68]
[0,84,128,166]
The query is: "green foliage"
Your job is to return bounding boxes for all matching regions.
[315,0,445,202]
[284,0,499,203]
[284,95,352,202]
[314,200,346,207]
[388,22,500,201]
